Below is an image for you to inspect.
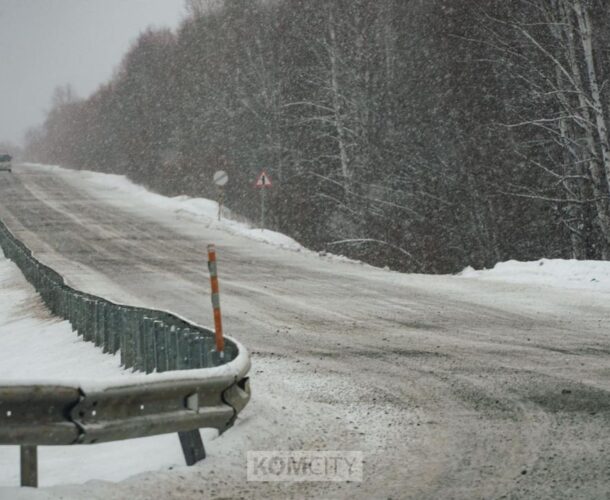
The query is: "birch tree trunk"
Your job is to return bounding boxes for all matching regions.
[573,0,610,192]
[566,0,610,257]
[327,10,352,192]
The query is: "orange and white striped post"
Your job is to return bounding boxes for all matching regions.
[207,244,225,355]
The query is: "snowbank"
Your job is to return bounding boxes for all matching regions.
[460,258,610,292]
[0,250,128,382]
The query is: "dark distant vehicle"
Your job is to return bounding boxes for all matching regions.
[0,154,12,172]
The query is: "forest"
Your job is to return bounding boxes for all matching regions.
[24,0,610,273]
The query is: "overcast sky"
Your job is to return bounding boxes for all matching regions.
[0,0,187,146]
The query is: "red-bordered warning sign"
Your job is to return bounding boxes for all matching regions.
[255,170,273,188]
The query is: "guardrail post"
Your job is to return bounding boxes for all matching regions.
[167,326,178,371]
[69,292,79,334]
[143,317,156,373]
[118,307,128,367]
[58,287,66,318]
[125,310,138,370]
[20,445,37,488]
[104,306,113,353]
[187,329,202,369]
[153,321,168,372]
[178,431,206,466]
[82,298,92,341]
[200,335,212,367]
[108,306,120,354]
[176,328,190,370]
[94,301,104,347]
[134,316,145,371]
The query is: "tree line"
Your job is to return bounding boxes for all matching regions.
[24,0,610,273]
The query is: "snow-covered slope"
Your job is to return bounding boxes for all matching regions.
[0,250,127,382]
[460,258,610,292]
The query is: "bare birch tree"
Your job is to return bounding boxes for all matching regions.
[482,0,610,257]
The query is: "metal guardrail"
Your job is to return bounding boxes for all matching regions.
[0,220,239,371]
[0,217,251,487]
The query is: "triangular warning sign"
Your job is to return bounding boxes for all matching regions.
[255,170,273,188]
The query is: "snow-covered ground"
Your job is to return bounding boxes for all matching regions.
[0,164,608,499]
[460,258,610,292]
[0,251,127,383]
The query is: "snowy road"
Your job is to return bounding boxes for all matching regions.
[0,164,608,499]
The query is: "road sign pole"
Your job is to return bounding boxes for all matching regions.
[213,170,229,222]
[217,187,225,221]
[261,189,266,229]
[255,170,272,229]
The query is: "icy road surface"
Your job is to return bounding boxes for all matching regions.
[0,164,608,499]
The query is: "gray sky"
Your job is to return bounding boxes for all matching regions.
[0,0,187,146]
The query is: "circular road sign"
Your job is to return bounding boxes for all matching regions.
[213,170,229,187]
